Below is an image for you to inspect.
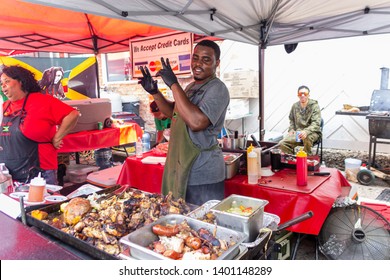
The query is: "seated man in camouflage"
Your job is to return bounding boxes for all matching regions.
[279,85,322,155]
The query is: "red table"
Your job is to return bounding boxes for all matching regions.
[225,168,352,235]
[58,123,143,153]
[117,151,165,194]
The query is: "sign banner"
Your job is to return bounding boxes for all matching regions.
[0,56,98,100]
[131,32,193,78]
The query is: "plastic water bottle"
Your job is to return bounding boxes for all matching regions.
[0,163,13,193]
[136,137,143,158]
[94,148,113,170]
[296,148,308,186]
[142,132,151,152]
[0,163,9,175]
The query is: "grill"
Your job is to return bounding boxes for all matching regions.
[366,74,390,167]
[336,68,390,168]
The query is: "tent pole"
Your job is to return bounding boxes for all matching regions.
[258,46,265,141]
[95,55,101,98]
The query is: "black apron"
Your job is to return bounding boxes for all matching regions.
[0,94,39,182]
[161,111,201,199]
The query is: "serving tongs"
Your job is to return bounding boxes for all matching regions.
[95,184,131,203]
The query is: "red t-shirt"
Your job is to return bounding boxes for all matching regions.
[3,93,76,170]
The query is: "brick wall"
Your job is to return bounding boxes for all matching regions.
[97,55,193,132]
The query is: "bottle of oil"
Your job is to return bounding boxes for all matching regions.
[254,147,262,178]
[247,150,258,184]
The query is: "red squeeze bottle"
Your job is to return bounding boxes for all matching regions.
[296,149,308,186]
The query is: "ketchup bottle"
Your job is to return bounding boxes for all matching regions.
[296,148,308,186]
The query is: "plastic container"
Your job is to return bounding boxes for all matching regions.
[345,158,362,173]
[142,132,151,152]
[247,150,258,184]
[94,148,113,170]
[296,149,308,186]
[100,90,122,113]
[66,165,99,184]
[28,172,46,202]
[136,137,143,158]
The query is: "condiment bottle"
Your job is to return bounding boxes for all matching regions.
[28,172,46,202]
[254,147,262,178]
[136,136,143,158]
[247,150,258,184]
[296,148,308,186]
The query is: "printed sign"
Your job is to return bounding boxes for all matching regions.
[130,32,193,78]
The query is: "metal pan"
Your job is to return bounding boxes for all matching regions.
[24,185,123,260]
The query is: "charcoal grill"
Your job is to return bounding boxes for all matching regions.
[366,89,390,168]
[336,68,390,168]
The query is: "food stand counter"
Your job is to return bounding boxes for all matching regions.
[117,153,351,235]
[225,168,351,235]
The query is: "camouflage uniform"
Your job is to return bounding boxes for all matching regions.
[279,99,322,155]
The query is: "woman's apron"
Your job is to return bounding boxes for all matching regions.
[0,94,39,182]
[161,77,218,199]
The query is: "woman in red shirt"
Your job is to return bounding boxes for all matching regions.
[0,65,79,184]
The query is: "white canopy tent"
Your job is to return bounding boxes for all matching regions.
[16,0,390,138]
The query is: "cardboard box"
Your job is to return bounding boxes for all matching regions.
[225,98,250,119]
[222,70,259,98]
[64,98,112,133]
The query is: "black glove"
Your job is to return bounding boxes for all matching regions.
[139,66,158,95]
[156,57,178,88]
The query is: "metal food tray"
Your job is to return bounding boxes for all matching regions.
[24,185,123,260]
[187,200,280,230]
[119,214,248,260]
[210,195,269,242]
[186,200,220,219]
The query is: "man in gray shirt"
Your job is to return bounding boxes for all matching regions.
[139,40,230,205]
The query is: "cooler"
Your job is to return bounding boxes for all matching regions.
[64,98,112,133]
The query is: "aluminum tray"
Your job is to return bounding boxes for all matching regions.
[210,195,269,242]
[119,214,248,260]
[186,200,220,219]
[187,200,280,230]
[24,185,122,260]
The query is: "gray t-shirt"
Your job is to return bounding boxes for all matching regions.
[184,78,230,185]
